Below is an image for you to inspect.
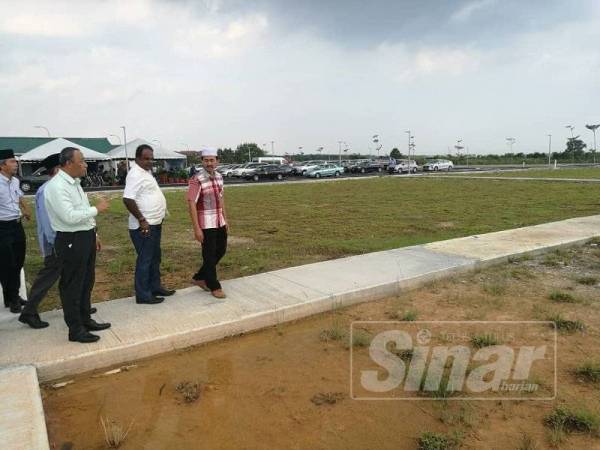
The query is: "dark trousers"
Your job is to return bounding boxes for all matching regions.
[129,224,162,301]
[54,230,96,335]
[193,226,227,291]
[22,252,61,316]
[0,220,26,307]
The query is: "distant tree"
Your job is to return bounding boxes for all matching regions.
[218,147,235,163]
[390,148,402,159]
[234,143,265,163]
[564,138,587,161]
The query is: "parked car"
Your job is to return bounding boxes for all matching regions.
[292,160,322,176]
[422,159,454,172]
[218,164,242,177]
[19,167,50,193]
[349,160,384,174]
[244,164,289,181]
[231,162,267,177]
[388,159,419,174]
[304,164,344,178]
[344,159,370,173]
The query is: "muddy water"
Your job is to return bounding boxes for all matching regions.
[43,249,600,450]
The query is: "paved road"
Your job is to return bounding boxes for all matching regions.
[22,163,600,195]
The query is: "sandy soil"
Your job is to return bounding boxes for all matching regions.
[42,244,600,449]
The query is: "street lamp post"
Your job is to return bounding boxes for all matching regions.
[455,139,464,166]
[547,134,552,166]
[405,131,411,175]
[33,125,51,137]
[565,125,575,164]
[120,126,129,171]
[506,137,516,154]
[585,124,599,165]
[271,141,275,157]
[372,134,381,159]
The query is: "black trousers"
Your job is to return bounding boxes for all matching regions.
[0,220,26,307]
[22,252,61,316]
[193,227,227,291]
[54,229,96,335]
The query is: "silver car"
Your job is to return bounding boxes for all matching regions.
[231,162,267,177]
[423,159,454,172]
[389,159,419,174]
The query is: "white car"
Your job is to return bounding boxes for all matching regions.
[389,159,419,174]
[423,159,454,172]
[293,161,322,176]
[231,162,266,177]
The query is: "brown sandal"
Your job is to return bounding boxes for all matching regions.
[191,279,210,292]
[211,289,226,299]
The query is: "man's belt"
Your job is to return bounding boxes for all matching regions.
[0,217,21,224]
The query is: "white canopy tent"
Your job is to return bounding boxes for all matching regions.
[19,138,111,161]
[108,138,186,161]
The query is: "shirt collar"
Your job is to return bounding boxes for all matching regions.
[0,172,13,183]
[131,161,150,174]
[57,169,79,185]
[201,167,218,180]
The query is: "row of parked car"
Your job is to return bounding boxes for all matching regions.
[213,158,455,181]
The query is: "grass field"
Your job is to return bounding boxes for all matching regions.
[463,167,600,179]
[20,176,600,311]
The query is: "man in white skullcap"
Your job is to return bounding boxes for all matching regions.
[186,147,228,299]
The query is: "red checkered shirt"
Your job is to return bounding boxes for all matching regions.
[187,169,227,229]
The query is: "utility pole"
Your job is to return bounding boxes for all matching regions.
[121,126,129,171]
[547,134,552,166]
[565,125,575,164]
[586,124,599,164]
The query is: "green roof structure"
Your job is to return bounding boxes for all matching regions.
[0,137,118,155]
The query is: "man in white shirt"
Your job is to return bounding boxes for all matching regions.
[123,144,175,304]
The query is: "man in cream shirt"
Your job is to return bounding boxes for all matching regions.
[123,144,175,304]
[44,147,111,343]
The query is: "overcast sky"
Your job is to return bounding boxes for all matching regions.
[1,0,599,155]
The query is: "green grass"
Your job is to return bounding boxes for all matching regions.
[463,167,600,179]
[349,330,371,348]
[574,361,600,383]
[547,314,585,332]
[483,283,506,296]
[471,334,499,348]
[548,291,579,303]
[417,431,463,450]
[576,276,597,286]
[319,320,346,342]
[544,406,600,435]
[20,176,600,311]
[401,310,418,321]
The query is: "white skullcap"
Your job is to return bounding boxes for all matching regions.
[202,147,218,157]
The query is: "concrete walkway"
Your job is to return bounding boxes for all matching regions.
[2,214,600,449]
[2,214,600,382]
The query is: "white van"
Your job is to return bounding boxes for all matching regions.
[256,157,289,165]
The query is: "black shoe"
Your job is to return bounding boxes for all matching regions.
[136,296,164,304]
[90,307,97,314]
[18,313,49,329]
[84,319,111,331]
[69,331,100,343]
[9,302,22,314]
[18,297,27,306]
[153,287,176,297]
